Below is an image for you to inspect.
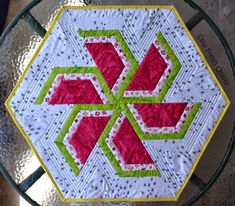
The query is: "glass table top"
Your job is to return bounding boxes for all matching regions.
[0,0,234,205]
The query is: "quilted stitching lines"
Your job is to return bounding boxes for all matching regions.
[35,30,201,177]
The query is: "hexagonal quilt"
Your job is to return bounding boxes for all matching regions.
[5,5,230,202]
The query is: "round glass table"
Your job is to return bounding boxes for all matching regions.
[0,0,234,205]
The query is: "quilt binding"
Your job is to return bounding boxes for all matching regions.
[4,5,231,203]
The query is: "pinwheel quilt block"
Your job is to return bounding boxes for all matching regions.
[5,5,230,202]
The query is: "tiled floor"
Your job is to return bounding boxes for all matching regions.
[4,0,31,27]
[0,0,235,206]
[0,174,19,206]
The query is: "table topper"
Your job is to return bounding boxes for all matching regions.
[5,5,230,202]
